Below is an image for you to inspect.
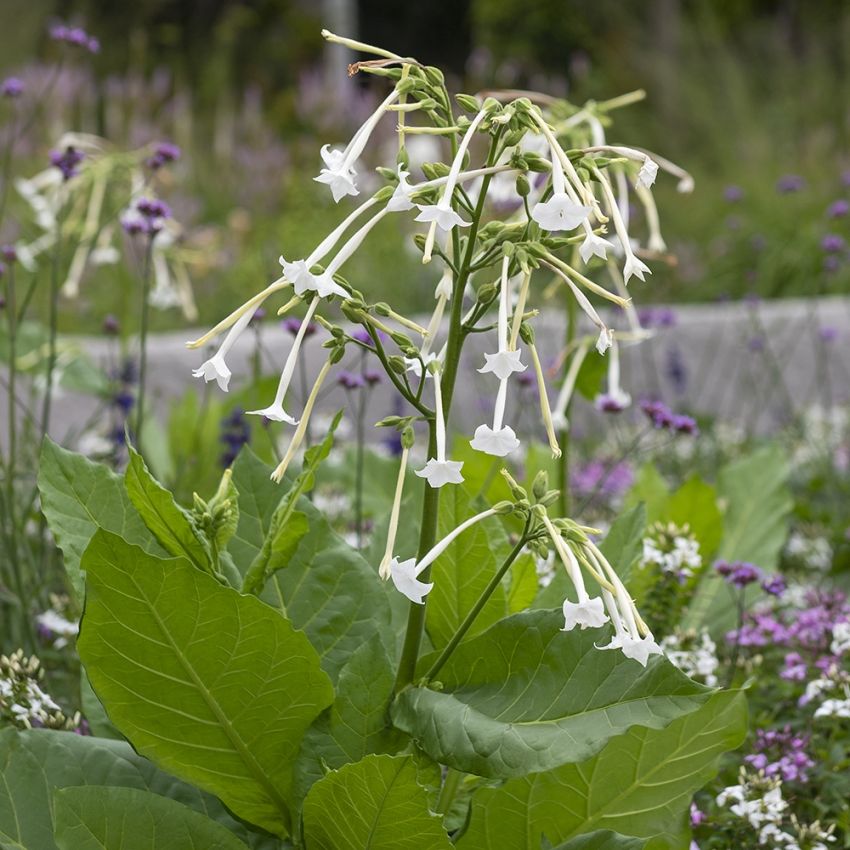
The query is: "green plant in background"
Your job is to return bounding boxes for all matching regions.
[0,28,759,850]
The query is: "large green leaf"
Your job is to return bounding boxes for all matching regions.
[664,476,722,560]
[392,610,710,778]
[425,486,508,649]
[0,729,269,850]
[457,690,747,850]
[125,446,211,573]
[293,636,405,805]
[549,831,647,850]
[37,439,163,598]
[78,530,334,836]
[599,504,647,583]
[684,445,791,631]
[301,755,452,850]
[231,449,392,682]
[624,465,670,523]
[52,787,250,850]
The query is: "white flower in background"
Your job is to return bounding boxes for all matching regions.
[416,366,464,487]
[830,621,850,655]
[594,337,631,412]
[35,610,79,650]
[660,631,719,687]
[531,141,591,232]
[387,507,499,603]
[640,523,702,577]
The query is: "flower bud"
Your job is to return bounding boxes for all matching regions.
[373,185,394,202]
[493,500,514,515]
[476,282,497,302]
[329,346,346,365]
[376,415,402,427]
[396,77,419,95]
[422,161,451,180]
[423,66,445,86]
[374,302,391,316]
[388,355,407,374]
[401,425,415,449]
[519,322,535,345]
[390,331,412,349]
[455,93,481,113]
[516,173,531,197]
[482,97,501,114]
[532,470,549,500]
[500,469,527,500]
[538,489,561,507]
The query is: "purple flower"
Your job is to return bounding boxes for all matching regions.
[690,803,706,827]
[1,245,17,263]
[744,727,814,784]
[102,314,120,335]
[716,560,762,587]
[283,317,317,337]
[670,414,699,436]
[50,23,99,53]
[762,574,786,596]
[49,146,85,181]
[780,652,807,682]
[121,197,171,236]
[820,325,839,343]
[723,185,744,203]
[1,77,23,98]
[146,141,182,170]
[821,233,845,253]
[827,199,849,219]
[595,393,628,414]
[363,369,382,386]
[638,306,677,329]
[640,399,674,429]
[776,174,804,193]
[112,390,134,414]
[250,307,266,325]
[337,371,365,390]
[220,407,250,468]
[571,459,634,499]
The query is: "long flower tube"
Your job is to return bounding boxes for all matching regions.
[416,108,488,263]
[595,338,631,412]
[270,355,335,483]
[415,367,464,487]
[387,508,498,603]
[379,442,411,579]
[551,337,591,431]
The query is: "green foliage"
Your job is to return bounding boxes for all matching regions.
[548,832,647,850]
[52,786,251,850]
[301,755,453,850]
[0,728,264,850]
[37,438,164,599]
[78,530,334,836]
[599,503,647,582]
[392,610,710,778]
[685,444,792,631]
[456,690,748,849]
[426,486,508,648]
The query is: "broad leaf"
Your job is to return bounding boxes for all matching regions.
[53,786,250,850]
[665,476,722,560]
[457,690,747,850]
[229,448,283,568]
[685,445,791,631]
[599,504,646,583]
[78,530,334,836]
[0,729,268,850]
[624,464,670,523]
[125,446,211,573]
[548,831,647,850]
[37,439,162,598]
[392,610,710,778]
[293,636,405,805]
[425,486,508,649]
[507,552,539,613]
[302,755,452,850]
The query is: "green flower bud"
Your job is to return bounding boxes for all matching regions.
[396,77,419,95]
[519,322,535,345]
[390,331,412,348]
[329,346,346,365]
[373,185,395,202]
[516,173,531,197]
[477,282,497,302]
[374,302,391,316]
[376,166,398,181]
[401,425,416,449]
[388,355,407,374]
[538,490,561,507]
[423,66,445,86]
[532,470,549,500]
[493,500,514,515]
[455,93,481,113]
[376,415,402,428]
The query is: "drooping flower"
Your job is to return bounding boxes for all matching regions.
[192,307,255,392]
[415,366,464,487]
[636,156,659,189]
[594,337,631,413]
[531,142,591,232]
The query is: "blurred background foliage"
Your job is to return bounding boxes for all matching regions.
[1,0,848,333]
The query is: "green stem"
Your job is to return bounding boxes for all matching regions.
[134,237,154,454]
[40,219,62,442]
[393,422,440,692]
[436,767,464,817]
[424,532,528,683]
[558,295,577,517]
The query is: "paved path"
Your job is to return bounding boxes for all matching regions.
[5,295,850,450]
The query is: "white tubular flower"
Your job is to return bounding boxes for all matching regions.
[415,367,464,488]
[248,298,319,423]
[470,379,520,457]
[579,222,615,264]
[531,142,591,232]
[479,256,527,380]
[551,338,591,432]
[389,558,434,604]
[315,89,401,202]
[405,350,440,379]
[379,444,411,580]
[191,307,255,391]
[635,183,667,253]
[593,165,652,284]
[526,334,562,459]
[416,108,487,262]
[270,356,334,483]
[61,174,107,298]
[637,156,659,189]
[594,337,631,412]
[387,168,416,212]
[542,516,608,631]
[389,508,498,603]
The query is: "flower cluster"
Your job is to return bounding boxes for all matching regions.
[121,196,172,237]
[660,629,719,686]
[220,407,251,468]
[146,141,181,170]
[36,595,79,650]
[49,145,86,181]
[641,522,702,579]
[640,399,699,435]
[50,23,99,53]
[0,650,83,731]
[744,727,815,784]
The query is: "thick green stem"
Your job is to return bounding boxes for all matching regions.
[424,532,527,683]
[436,767,464,817]
[134,237,154,454]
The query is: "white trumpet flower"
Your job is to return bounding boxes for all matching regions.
[531,142,591,232]
[416,367,464,487]
[594,338,631,412]
[191,307,255,392]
